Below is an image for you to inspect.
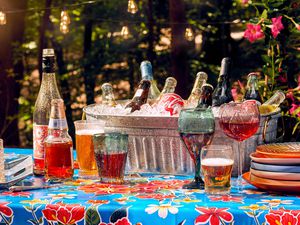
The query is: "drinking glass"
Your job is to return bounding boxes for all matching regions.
[93,132,128,184]
[178,107,215,189]
[219,100,260,189]
[201,145,234,194]
[74,120,105,178]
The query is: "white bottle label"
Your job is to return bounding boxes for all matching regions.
[134,89,143,98]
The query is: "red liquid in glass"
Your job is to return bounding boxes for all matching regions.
[34,159,45,175]
[95,152,127,182]
[219,121,259,141]
[44,141,73,180]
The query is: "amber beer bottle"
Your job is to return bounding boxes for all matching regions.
[197,84,214,109]
[140,61,161,103]
[125,79,151,112]
[33,49,61,175]
[44,99,73,181]
[244,72,263,103]
[101,83,117,107]
[186,72,208,107]
[212,58,233,107]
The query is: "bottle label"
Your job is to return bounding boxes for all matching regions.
[48,118,68,129]
[33,124,48,159]
[134,89,143,98]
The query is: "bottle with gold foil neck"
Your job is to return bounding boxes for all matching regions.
[157,77,177,102]
[186,72,208,108]
[140,61,161,104]
[125,79,151,113]
[101,83,117,107]
[259,90,285,114]
[44,99,73,181]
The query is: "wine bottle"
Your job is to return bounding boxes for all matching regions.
[212,58,233,107]
[140,61,161,104]
[186,72,208,107]
[244,72,262,103]
[44,99,73,181]
[157,77,177,102]
[259,90,285,114]
[33,49,61,175]
[196,84,214,109]
[101,83,117,107]
[125,79,151,112]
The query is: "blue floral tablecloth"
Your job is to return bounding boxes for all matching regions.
[1,148,300,225]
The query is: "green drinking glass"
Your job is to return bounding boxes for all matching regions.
[178,107,215,189]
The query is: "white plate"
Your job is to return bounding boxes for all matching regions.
[250,168,300,181]
[250,152,300,165]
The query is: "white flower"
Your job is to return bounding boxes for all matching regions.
[46,193,77,199]
[145,203,181,219]
[258,199,293,206]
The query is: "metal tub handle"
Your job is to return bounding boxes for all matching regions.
[262,113,285,144]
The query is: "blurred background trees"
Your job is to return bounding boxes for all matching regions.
[0,0,299,147]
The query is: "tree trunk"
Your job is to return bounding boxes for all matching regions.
[169,0,189,98]
[83,19,95,105]
[0,0,27,146]
[38,0,52,80]
[146,0,155,63]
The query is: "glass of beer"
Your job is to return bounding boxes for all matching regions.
[201,145,234,194]
[93,132,128,184]
[74,120,105,178]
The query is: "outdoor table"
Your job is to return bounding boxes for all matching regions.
[1,148,300,225]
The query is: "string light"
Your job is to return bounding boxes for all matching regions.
[60,10,70,34]
[127,0,138,14]
[185,27,194,41]
[121,26,130,39]
[0,11,7,25]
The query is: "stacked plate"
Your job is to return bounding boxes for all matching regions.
[243,142,300,193]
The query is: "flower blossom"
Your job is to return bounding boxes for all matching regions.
[244,23,264,42]
[195,207,233,225]
[145,203,181,219]
[271,16,284,38]
[289,103,300,117]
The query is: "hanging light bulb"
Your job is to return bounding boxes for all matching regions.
[185,27,194,41]
[0,11,7,25]
[127,0,138,14]
[121,26,130,39]
[60,10,70,34]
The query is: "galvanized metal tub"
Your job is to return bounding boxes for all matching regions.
[84,104,281,175]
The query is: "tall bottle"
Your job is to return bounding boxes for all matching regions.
[186,72,208,107]
[140,61,161,104]
[259,90,285,114]
[44,99,73,181]
[101,83,117,107]
[33,49,61,175]
[125,79,151,112]
[157,77,177,101]
[196,84,214,109]
[212,58,233,107]
[244,72,262,103]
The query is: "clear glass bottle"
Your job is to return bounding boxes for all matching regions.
[212,58,234,107]
[244,72,262,103]
[259,90,285,114]
[186,72,208,108]
[125,79,151,112]
[44,99,73,181]
[157,77,177,102]
[140,61,161,104]
[101,83,117,107]
[33,49,61,175]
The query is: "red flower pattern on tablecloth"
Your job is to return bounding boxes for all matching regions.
[271,16,284,38]
[136,193,176,201]
[78,183,138,195]
[195,207,233,225]
[265,209,300,225]
[244,23,264,42]
[209,195,243,203]
[0,202,13,217]
[42,202,85,224]
[0,191,31,198]
[99,217,132,225]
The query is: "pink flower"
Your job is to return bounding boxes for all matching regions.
[241,0,249,4]
[286,90,295,102]
[195,207,233,225]
[244,24,265,43]
[271,16,284,38]
[289,103,300,117]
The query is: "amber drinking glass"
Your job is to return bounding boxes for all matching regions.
[219,100,260,189]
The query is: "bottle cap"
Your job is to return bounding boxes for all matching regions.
[196,72,208,80]
[43,49,55,56]
[220,58,231,76]
[140,61,153,80]
[101,83,113,91]
[165,77,177,86]
[247,72,259,77]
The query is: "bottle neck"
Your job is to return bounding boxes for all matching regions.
[48,118,68,135]
[247,76,259,91]
[41,72,59,90]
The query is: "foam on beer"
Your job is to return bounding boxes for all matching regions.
[201,158,234,166]
[76,129,104,135]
